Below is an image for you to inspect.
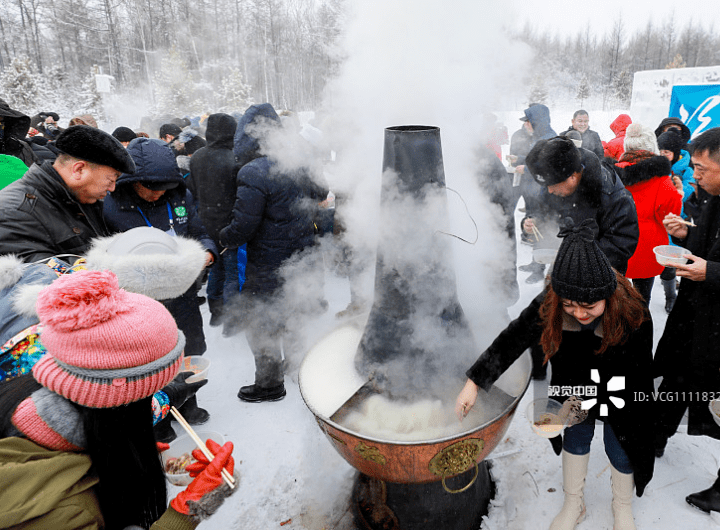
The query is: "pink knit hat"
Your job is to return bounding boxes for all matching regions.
[30,269,184,408]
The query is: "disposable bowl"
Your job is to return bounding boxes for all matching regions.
[526,398,566,439]
[162,430,225,486]
[709,400,720,428]
[653,245,689,267]
[182,356,210,384]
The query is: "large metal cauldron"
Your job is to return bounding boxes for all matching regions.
[299,124,531,528]
[298,321,532,488]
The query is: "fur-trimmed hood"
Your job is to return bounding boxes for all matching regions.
[616,153,673,187]
[85,231,207,301]
[0,230,207,341]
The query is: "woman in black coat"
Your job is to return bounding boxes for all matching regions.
[456,220,655,530]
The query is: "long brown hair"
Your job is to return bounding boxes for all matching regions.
[538,271,647,363]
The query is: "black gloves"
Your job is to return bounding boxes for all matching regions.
[162,372,209,409]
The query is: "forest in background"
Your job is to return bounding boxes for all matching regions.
[0,1,719,124]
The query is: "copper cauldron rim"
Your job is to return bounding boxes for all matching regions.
[298,334,533,446]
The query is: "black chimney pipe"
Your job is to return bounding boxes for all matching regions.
[355,126,477,399]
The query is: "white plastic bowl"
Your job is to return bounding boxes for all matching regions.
[162,430,225,486]
[709,400,720,428]
[653,245,689,267]
[526,398,566,439]
[182,356,210,384]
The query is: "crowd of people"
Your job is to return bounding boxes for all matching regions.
[0,99,334,529]
[1,94,720,530]
[463,104,720,530]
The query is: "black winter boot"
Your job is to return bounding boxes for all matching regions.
[208,297,224,327]
[238,383,286,403]
[662,278,677,314]
[687,479,720,513]
[177,395,210,425]
[153,416,177,443]
[653,433,668,458]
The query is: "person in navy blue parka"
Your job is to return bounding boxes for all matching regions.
[102,137,217,432]
[218,103,326,403]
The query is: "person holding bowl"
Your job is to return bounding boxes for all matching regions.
[0,270,237,529]
[653,127,720,514]
[456,219,655,530]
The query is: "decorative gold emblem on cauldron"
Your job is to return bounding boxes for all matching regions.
[428,438,485,493]
[355,441,387,465]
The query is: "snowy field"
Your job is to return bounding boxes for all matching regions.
[163,191,720,530]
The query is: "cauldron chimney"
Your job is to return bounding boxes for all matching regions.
[355,126,477,398]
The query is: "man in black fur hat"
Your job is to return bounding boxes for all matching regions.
[525,136,639,275]
[0,125,135,262]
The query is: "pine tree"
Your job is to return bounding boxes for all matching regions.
[527,75,548,106]
[152,48,208,116]
[0,56,42,114]
[215,67,254,113]
[611,70,633,108]
[576,75,591,107]
[43,63,77,119]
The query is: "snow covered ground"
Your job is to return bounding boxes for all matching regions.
[167,199,720,530]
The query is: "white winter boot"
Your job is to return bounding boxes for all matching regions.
[611,465,636,530]
[549,451,590,530]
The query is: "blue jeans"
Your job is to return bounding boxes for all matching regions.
[562,420,633,474]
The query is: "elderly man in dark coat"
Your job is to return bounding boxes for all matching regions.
[653,127,720,515]
[0,125,134,261]
[219,103,326,403]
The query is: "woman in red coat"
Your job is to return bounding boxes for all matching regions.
[615,123,682,304]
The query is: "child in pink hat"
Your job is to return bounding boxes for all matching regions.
[0,270,237,529]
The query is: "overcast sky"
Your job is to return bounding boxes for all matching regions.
[503,0,716,39]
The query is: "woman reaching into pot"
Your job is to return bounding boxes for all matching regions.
[455,219,655,530]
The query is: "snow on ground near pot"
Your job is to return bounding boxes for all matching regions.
[171,203,720,529]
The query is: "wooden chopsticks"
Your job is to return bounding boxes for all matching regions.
[531,224,544,242]
[668,213,696,227]
[170,406,235,489]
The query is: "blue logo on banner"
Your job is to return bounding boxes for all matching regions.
[669,85,720,139]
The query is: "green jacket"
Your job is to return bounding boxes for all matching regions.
[0,437,196,530]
